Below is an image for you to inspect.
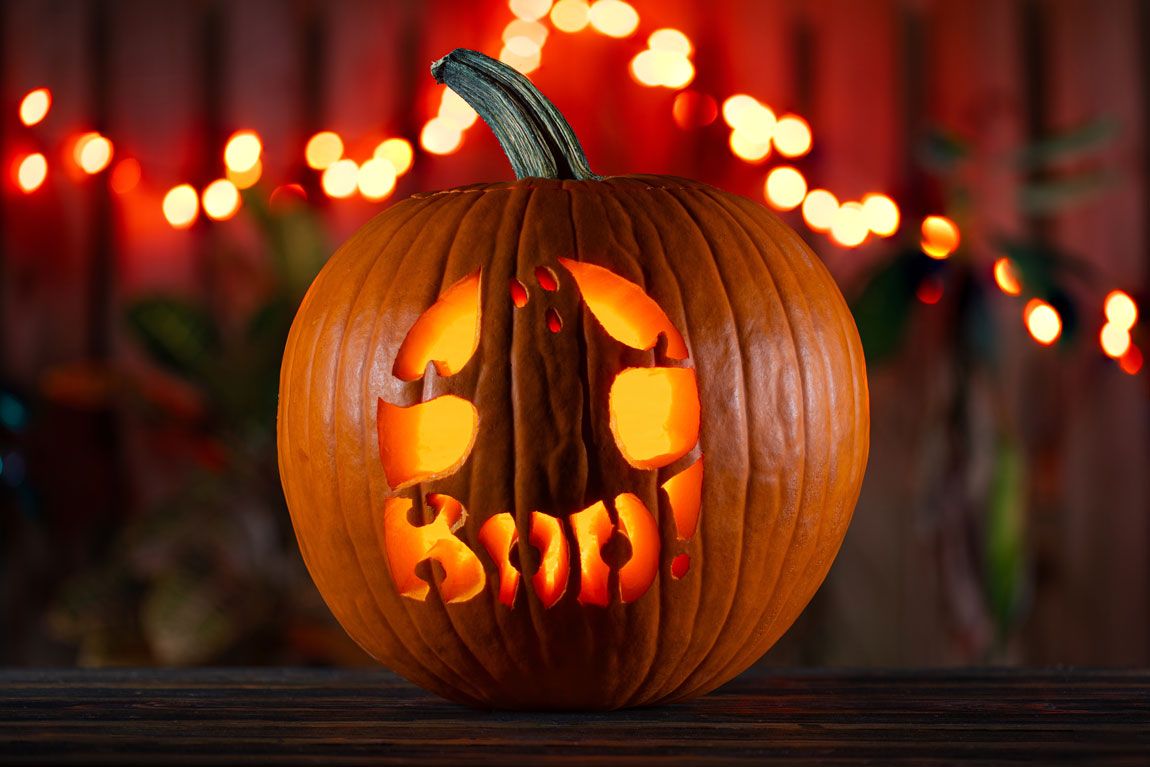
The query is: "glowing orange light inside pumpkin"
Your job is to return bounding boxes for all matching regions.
[15,153,47,193]
[19,88,51,127]
[1024,299,1061,345]
[801,189,838,232]
[609,367,700,470]
[588,0,639,37]
[861,193,899,236]
[305,131,344,170]
[1100,323,1131,359]
[479,513,520,607]
[663,456,703,540]
[382,494,485,603]
[615,493,660,603]
[764,166,807,211]
[529,512,569,608]
[671,553,691,579]
[376,395,479,490]
[1120,345,1143,375]
[510,279,529,308]
[374,138,414,176]
[921,215,960,259]
[321,159,358,199]
[74,132,113,174]
[993,258,1022,296]
[559,258,689,359]
[162,184,199,229]
[773,115,812,157]
[571,501,614,606]
[223,130,261,173]
[393,271,482,381]
[109,158,141,194]
[1104,290,1138,330]
[550,0,590,32]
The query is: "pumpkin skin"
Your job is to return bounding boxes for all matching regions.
[278,53,868,710]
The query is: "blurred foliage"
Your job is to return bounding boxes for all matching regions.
[850,119,1115,659]
[48,191,368,666]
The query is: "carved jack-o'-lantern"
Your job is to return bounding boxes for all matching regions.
[278,50,869,710]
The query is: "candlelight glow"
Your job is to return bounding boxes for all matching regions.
[19,88,51,127]
[1024,300,1061,345]
[223,130,261,173]
[993,258,1023,296]
[921,215,960,259]
[1104,290,1138,330]
[802,189,838,232]
[1100,323,1131,359]
[321,159,358,199]
[861,193,899,236]
[830,202,868,247]
[374,138,414,175]
[588,0,639,38]
[162,184,199,229]
[764,166,806,211]
[550,0,590,32]
[509,0,552,22]
[357,157,398,201]
[15,153,47,193]
[109,158,141,195]
[74,132,113,174]
[305,131,344,170]
[421,118,464,155]
[227,159,261,189]
[201,179,240,221]
[773,115,812,157]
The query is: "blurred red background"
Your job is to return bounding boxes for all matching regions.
[0,0,1146,669]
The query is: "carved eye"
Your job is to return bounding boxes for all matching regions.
[393,270,482,381]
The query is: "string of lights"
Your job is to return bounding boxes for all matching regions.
[6,0,1141,375]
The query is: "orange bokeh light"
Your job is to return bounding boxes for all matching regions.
[15,153,48,193]
[305,131,344,170]
[321,159,358,199]
[226,158,262,189]
[162,184,199,229]
[1100,323,1131,359]
[357,158,397,201]
[1104,290,1138,330]
[672,90,717,129]
[201,178,241,221]
[921,215,960,259]
[420,118,463,155]
[830,202,868,247]
[550,0,590,32]
[1024,299,1061,345]
[19,88,51,127]
[588,0,639,38]
[223,130,261,173]
[510,0,552,22]
[1120,345,1143,375]
[801,189,838,232]
[764,166,806,211]
[374,137,414,175]
[993,258,1023,296]
[861,193,899,237]
[109,158,141,195]
[74,132,113,174]
[773,114,812,157]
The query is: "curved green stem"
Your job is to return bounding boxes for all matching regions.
[431,48,597,181]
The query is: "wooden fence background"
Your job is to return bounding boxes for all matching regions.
[0,0,1146,666]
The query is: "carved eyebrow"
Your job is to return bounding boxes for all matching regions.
[557,258,688,359]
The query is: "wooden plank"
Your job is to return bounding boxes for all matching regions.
[0,668,1147,765]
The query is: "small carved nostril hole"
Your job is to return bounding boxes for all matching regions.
[546,308,563,333]
[510,278,529,308]
[535,266,559,291]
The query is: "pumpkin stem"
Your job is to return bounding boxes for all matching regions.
[431,49,597,181]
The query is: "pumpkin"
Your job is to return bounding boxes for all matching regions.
[278,49,868,710]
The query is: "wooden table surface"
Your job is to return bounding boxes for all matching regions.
[1,667,1147,765]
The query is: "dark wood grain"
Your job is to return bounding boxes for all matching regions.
[0,668,1147,765]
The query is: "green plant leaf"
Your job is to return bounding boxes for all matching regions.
[126,297,220,381]
[1018,170,1115,215]
[1009,119,1118,169]
[850,251,921,363]
[986,436,1027,639]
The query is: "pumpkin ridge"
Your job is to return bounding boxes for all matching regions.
[355,192,501,701]
[641,186,754,703]
[674,185,817,699]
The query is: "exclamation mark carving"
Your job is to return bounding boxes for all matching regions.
[661,457,703,578]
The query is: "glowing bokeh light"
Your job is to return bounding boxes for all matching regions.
[861,193,899,236]
[729,130,771,162]
[420,118,464,155]
[15,153,47,193]
[510,0,552,22]
[357,157,398,201]
[504,33,543,58]
[648,28,692,56]
[439,89,480,130]
[921,215,960,259]
[671,90,717,128]
[305,131,344,170]
[830,202,868,247]
[74,132,113,174]
[269,183,307,208]
[499,45,542,74]
[993,258,1023,296]
[588,0,639,38]
[773,114,812,157]
[374,138,414,175]
[1104,290,1138,330]
[550,0,590,32]
[1024,300,1061,345]
[19,88,51,127]
[722,95,760,128]
[802,189,838,232]
[162,184,199,229]
[1120,345,1143,375]
[109,158,141,195]
[630,50,694,89]
[764,166,806,211]
[917,277,944,305]
[223,130,261,173]
[201,179,240,221]
[227,158,261,189]
[1100,323,1131,359]
[321,159,359,199]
